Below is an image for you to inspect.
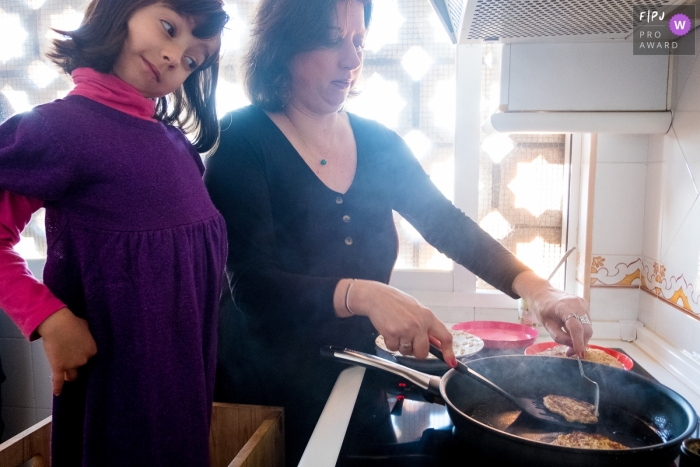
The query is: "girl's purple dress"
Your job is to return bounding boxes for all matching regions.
[0,95,227,466]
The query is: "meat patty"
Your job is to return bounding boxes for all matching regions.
[533,346,624,369]
[534,344,569,357]
[583,349,623,369]
[551,431,627,450]
[543,395,598,424]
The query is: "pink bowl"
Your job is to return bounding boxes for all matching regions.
[451,321,538,349]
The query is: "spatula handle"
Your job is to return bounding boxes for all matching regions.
[428,343,521,406]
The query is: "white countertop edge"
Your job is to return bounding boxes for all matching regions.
[298,366,366,467]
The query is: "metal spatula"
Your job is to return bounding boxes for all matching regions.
[576,355,600,417]
[429,343,588,429]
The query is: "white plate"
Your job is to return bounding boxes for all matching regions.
[375,329,484,360]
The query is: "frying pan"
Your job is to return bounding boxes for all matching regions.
[322,347,697,467]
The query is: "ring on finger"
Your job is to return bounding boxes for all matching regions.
[400,342,412,349]
[566,313,591,325]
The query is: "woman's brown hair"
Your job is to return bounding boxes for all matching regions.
[243,0,372,112]
[47,0,228,153]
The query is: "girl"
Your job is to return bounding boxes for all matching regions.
[0,1,228,465]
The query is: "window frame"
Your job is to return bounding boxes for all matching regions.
[18,45,582,312]
[390,44,581,311]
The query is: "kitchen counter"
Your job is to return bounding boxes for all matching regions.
[298,337,700,467]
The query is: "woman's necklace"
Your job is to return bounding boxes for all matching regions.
[286,113,338,167]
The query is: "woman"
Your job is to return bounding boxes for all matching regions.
[205,0,592,463]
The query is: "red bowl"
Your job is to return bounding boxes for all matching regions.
[451,321,538,349]
[523,342,634,370]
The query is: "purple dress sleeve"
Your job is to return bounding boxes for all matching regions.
[0,109,75,200]
[0,109,75,339]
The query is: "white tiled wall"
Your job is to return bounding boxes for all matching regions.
[638,34,700,356]
[638,289,658,331]
[642,160,664,260]
[591,156,646,256]
[474,307,519,323]
[588,288,640,322]
[430,306,475,323]
[588,35,700,340]
[0,282,52,441]
[429,306,519,324]
[588,133,647,324]
[0,312,53,441]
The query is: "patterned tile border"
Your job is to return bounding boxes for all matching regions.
[589,254,700,318]
[590,255,642,288]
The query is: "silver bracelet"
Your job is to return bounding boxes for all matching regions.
[566,313,591,325]
[345,279,357,316]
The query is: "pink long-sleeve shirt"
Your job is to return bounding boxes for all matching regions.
[0,191,65,339]
[0,68,156,339]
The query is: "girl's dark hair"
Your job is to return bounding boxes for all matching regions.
[48,0,229,153]
[243,0,372,112]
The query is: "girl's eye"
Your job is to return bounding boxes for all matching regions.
[355,42,365,51]
[186,57,197,70]
[161,20,174,37]
[325,36,343,48]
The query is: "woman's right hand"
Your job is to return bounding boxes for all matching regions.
[37,307,97,396]
[334,279,457,367]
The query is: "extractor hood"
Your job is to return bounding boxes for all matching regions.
[429,0,687,45]
[430,0,694,133]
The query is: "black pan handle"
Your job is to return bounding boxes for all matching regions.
[428,343,461,368]
[321,346,442,396]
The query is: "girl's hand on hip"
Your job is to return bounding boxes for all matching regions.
[37,307,97,396]
[334,279,457,367]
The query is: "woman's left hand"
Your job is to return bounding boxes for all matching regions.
[512,271,592,358]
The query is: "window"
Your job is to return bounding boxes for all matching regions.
[344,0,456,271]
[390,42,574,306]
[1,1,573,300]
[477,45,568,291]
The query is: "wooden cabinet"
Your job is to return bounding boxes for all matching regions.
[0,403,284,467]
[0,416,51,467]
[210,402,285,467]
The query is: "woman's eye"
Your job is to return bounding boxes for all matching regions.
[355,42,365,51]
[161,20,174,37]
[186,57,197,70]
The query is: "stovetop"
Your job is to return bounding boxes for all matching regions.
[335,348,673,467]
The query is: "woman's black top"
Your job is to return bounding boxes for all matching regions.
[204,105,530,464]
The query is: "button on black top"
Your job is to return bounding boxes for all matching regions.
[335,195,343,204]
[343,215,351,223]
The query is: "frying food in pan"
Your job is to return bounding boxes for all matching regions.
[552,431,628,450]
[534,345,624,369]
[324,348,698,467]
[543,395,598,424]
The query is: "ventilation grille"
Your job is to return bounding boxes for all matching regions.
[447,0,467,36]
[439,0,678,43]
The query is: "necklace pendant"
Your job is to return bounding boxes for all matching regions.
[320,159,327,166]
